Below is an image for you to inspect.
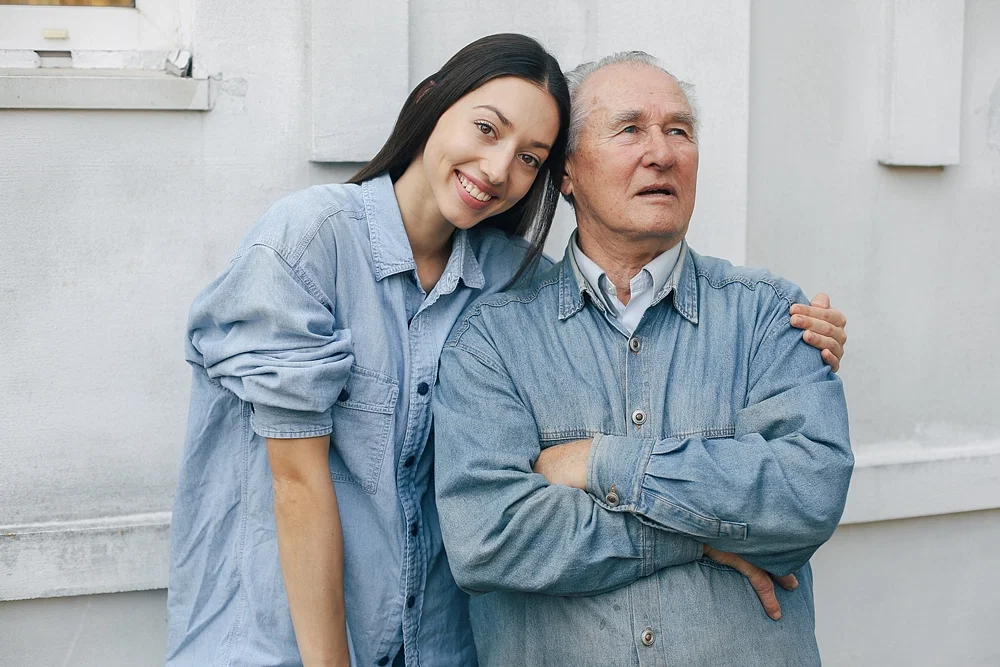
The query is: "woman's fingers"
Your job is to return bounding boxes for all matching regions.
[790,305,848,331]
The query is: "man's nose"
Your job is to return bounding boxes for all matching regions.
[643,128,676,169]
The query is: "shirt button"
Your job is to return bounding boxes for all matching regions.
[417,382,429,395]
[605,484,620,507]
[403,455,415,468]
[410,522,418,536]
[629,336,641,353]
[407,595,416,608]
[641,627,655,646]
[338,388,350,402]
[631,409,646,426]
[377,656,390,666]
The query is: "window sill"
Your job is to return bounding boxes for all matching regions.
[0,68,214,110]
[841,438,1000,525]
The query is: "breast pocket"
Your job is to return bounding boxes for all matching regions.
[329,365,398,494]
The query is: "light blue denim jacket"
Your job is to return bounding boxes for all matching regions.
[166,174,533,667]
[433,241,854,667]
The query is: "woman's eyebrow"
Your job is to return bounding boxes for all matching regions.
[474,104,551,150]
[474,104,513,128]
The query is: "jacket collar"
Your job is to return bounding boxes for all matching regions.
[557,235,698,325]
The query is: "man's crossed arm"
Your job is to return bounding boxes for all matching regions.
[433,294,851,619]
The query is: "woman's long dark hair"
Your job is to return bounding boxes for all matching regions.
[349,33,570,282]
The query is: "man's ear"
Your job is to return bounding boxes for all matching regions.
[560,159,575,197]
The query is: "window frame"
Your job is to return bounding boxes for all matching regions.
[0,0,186,54]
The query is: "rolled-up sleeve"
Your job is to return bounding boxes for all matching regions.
[186,243,354,438]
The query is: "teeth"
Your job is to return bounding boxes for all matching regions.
[457,173,492,202]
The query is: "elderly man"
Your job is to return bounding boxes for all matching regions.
[433,52,853,666]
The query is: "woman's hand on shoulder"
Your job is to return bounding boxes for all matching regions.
[790,293,848,373]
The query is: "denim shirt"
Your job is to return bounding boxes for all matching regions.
[433,241,854,667]
[166,174,533,667]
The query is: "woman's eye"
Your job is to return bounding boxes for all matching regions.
[475,121,496,137]
[519,154,540,168]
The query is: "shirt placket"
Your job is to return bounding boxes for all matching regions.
[394,267,467,666]
[621,315,667,667]
[389,287,432,667]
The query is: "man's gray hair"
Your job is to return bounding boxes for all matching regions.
[564,51,699,154]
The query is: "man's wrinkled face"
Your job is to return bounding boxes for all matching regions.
[562,64,699,250]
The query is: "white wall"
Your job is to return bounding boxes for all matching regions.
[748,0,1000,447]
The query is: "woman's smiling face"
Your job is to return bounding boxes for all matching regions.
[419,76,561,229]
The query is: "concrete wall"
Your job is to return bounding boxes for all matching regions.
[748,0,1000,447]
[1,0,998,665]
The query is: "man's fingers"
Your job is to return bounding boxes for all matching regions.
[774,573,799,591]
[746,570,781,620]
[810,293,831,309]
[703,547,783,621]
[789,304,848,330]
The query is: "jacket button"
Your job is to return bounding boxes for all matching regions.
[377,657,390,666]
[631,409,646,426]
[417,381,429,395]
[407,595,416,608]
[410,522,418,536]
[629,336,641,353]
[605,487,620,507]
[338,388,350,402]
[641,627,655,646]
[403,455,415,468]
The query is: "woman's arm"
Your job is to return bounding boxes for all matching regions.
[268,436,350,667]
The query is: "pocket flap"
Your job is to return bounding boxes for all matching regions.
[336,365,398,414]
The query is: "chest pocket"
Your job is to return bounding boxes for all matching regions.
[329,365,398,494]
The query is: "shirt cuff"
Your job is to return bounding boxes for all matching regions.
[251,404,333,439]
[587,434,654,509]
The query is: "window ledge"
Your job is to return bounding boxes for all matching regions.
[841,438,1000,525]
[0,68,215,110]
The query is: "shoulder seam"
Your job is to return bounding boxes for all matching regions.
[447,275,561,346]
[695,268,794,305]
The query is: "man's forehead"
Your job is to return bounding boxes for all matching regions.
[585,64,690,118]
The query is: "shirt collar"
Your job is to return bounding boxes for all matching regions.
[361,173,484,289]
[559,232,698,325]
[569,230,683,307]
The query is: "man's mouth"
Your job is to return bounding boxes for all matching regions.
[637,185,676,197]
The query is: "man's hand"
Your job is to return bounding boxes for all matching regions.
[532,438,592,489]
[703,545,798,621]
[790,293,848,372]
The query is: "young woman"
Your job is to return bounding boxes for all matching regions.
[165,34,847,667]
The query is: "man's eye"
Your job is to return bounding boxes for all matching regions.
[667,128,689,137]
[475,121,496,137]
[622,125,638,134]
